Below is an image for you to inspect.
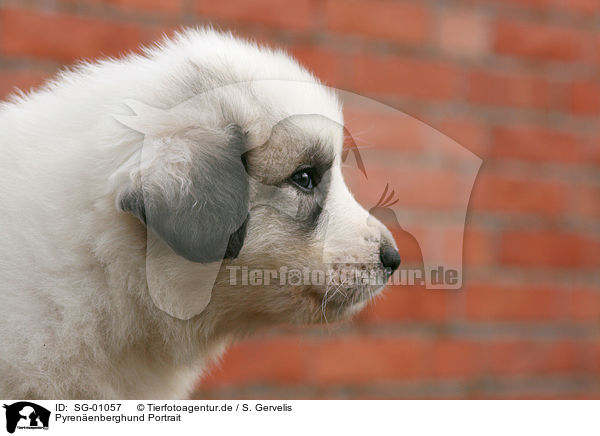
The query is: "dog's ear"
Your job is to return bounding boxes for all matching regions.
[118,124,249,263]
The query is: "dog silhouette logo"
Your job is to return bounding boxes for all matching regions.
[2,402,50,433]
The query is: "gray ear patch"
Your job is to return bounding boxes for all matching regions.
[120,125,249,263]
[119,188,146,225]
[224,214,249,259]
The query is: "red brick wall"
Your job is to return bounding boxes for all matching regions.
[1,0,598,398]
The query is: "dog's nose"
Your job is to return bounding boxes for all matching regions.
[380,245,401,273]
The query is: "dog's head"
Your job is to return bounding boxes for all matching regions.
[115,71,399,327]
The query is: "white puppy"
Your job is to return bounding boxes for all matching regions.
[0,28,400,399]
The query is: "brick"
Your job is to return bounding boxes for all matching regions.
[491,125,584,163]
[467,69,553,109]
[438,11,489,58]
[200,338,307,387]
[573,185,600,219]
[564,0,600,13]
[351,53,461,101]
[567,81,600,116]
[357,287,456,323]
[588,342,600,372]
[0,9,144,62]
[439,224,473,267]
[346,165,466,210]
[195,0,312,30]
[436,117,489,157]
[493,0,600,14]
[493,19,587,62]
[142,26,185,46]
[474,392,600,400]
[309,337,427,383]
[430,340,482,378]
[470,173,570,215]
[586,134,600,165]
[289,45,344,87]
[595,33,600,66]
[567,288,600,321]
[70,0,182,14]
[325,0,430,44]
[0,70,49,99]
[499,230,600,268]
[492,0,554,8]
[344,108,436,153]
[464,283,564,321]
[463,227,496,267]
[486,341,581,375]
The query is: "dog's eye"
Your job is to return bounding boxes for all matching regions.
[290,168,316,191]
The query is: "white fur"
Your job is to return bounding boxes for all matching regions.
[0,28,395,399]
